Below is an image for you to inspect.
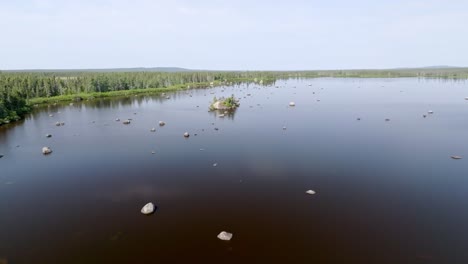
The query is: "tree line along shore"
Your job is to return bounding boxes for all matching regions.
[1,68,467,125]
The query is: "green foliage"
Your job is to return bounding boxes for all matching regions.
[1,68,468,125]
[210,95,240,111]
[0,84,30,125]
[223,95,240,108]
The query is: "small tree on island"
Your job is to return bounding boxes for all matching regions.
[210,95,240,111]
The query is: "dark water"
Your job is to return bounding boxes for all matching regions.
[1,78,468,263]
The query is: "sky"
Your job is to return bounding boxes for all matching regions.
[0,0,467,70]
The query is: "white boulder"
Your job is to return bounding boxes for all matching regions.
[42,147,52,155]
[217,231,233,241]
[141,202,155,215]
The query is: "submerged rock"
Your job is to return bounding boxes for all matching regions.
[306,190,316,195]
[213,163,218,167]
[217,231,233,241]
[141,202,155,215]
[0,154,3,159]
[451,156,463,160]
[42,147,52,155]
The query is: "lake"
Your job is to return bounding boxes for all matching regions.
[1,78,468,263]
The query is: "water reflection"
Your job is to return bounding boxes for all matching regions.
[1,78,468,263]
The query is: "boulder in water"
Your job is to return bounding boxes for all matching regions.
[141,202,155,215]
[451,156,462,160]
[159,121,165,126]
[306,190,316,195]
[210,95,240,110]
[42,147,52,155]
[217,231,233,241]
[123,120,131,125]
[289,102,296,106]
[184,132,190,137]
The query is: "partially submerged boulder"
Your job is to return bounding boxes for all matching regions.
[42,147,52,155]
[217,231,233,241]
[210,95,240,111]
[123,120,131,125]
[141,202,155,215]
[184,132,190,138]
[306,190,316,195]
[451,155,462,160]
[159,121,165,126]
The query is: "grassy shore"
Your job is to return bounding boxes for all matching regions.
[28,81,217,106]
[27,77,278,106]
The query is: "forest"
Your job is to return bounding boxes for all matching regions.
[1,68,468,125]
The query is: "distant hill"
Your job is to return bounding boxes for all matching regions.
[2,67,195,73]
[420,65,461,69]
[2,66,466,73]
[393,66,462,70]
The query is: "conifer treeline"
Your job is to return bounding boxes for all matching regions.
[1,69,467,124]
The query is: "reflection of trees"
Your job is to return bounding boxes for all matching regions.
[209,109,237,120]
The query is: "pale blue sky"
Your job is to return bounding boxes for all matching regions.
[0,0,467,70]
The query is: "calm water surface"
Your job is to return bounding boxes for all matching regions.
[1,78,468,263]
